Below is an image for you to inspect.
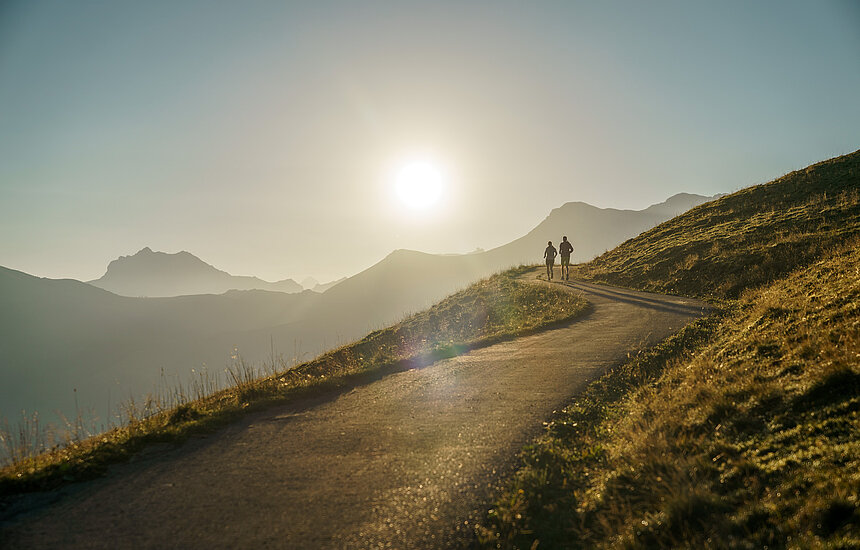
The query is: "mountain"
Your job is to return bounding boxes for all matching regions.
[300,276,319,289]
[88,247,303,297]
[315,193,719,319]
[312,277,346,293]
[477,192,717,268]
[315,249,493,328]
[0,265,323,427]
[300,276,346,293]
[1,192,715,428]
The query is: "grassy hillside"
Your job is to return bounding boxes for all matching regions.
[572,150,860,299]
[0,269,588,493]
[480,150,860,548]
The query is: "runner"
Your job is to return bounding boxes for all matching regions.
[544,241,557,280]
[559,235,573,280]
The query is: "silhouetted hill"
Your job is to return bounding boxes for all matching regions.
[88,247,303,297]
[316,249,493,327]
[316,193,718,321]
[0,266,320,425]
[479,192,717,268]
[312,277,346,293]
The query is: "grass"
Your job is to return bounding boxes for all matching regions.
[479,149,860,548]
[0,269,589,495]
[571,150,860,300]
[477,311,725,548]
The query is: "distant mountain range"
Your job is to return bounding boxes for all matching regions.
[309,277,346,293]
[88,247,304,297]
[0,266,323,428]
[0,192,717,426]
[315,193,718,326]
[88,193,714,299]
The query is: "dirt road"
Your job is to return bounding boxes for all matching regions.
[1,277,708,549]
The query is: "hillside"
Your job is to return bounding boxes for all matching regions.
[88,247,303,297]
[0,270,589,491]
[318,249,496,320]
[0,267,320,427]
[311,277,346,293]
[316,193,718,325]
[481,192,717,267]
[572,152,860,299]
[481,150,860,547]
[0,252,503,428]
[0,192,715,449]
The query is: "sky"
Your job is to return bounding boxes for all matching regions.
[1,1,858,283]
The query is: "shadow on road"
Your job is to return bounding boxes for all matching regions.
[559,280,709,317]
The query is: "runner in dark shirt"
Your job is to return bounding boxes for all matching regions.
[559,236,573,281]
[544,241,557,280]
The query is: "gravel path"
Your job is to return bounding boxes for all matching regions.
[1,277,708,549]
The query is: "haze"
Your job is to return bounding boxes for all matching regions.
[1,1,859,282]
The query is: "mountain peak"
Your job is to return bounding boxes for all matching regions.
[385,249,431,261]
[89,248,301,297]
[131,247,195,259]
[549,202,621,218]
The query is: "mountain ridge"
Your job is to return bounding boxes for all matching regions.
[82,192,716,299]
[88,247,304,297]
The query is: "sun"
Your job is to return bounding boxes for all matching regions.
[395,161,443,210]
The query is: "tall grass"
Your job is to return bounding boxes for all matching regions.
[0,413,46,467]
[0,352,282,468]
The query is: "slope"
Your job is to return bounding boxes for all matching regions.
[0,274,708,549]
[572,151,860,299]
[0,267,320,427]
[0,269,588,485]
[481,149,860,548]
[315,193,717,330]
[481,192,716,267]
[0,193,715,443]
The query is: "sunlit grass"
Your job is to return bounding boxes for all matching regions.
[0,268,589,494]
[480,242,859,548]
[571,152,860,300]
[478,150,860,548]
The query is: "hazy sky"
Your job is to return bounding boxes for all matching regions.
[1,1,858,282]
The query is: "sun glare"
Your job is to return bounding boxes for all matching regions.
[395,161,443,210]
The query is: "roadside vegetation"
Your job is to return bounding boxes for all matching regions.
[480,150,860,548]
[0,270,588,494]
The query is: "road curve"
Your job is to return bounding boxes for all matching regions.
[1,276,708,549]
